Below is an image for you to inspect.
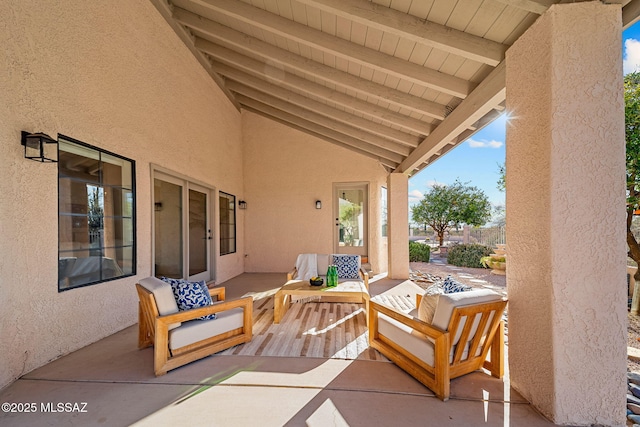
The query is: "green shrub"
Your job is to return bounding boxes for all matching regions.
[446,244,492,268]
[409,241,431,262]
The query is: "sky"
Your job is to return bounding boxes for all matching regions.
[408,21,640,216]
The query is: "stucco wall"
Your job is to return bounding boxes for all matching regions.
[506,3,626,425]
[387,173,409,279]
[242,112,389,274]
[0,0,243,389]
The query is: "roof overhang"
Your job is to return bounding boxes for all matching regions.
[151,0,640,174]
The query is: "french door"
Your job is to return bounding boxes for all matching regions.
[153,172,213,282]
[334,183,368,256]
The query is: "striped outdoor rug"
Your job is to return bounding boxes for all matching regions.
[219,293,389,361]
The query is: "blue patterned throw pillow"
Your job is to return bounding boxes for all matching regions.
[442,276,472,294]
[332,255,360,279]
[161,277,216,320]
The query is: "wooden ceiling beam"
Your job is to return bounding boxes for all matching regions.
[205,48,434,136]
[396,62,506,174]
[175,10,447,120]
[219,68,421,148]
[624,0,640,28]
[494,0,631,23]
[490,0,555,14]
[180,0,474,98]
[233,92,410,157]
[296,0,507,66]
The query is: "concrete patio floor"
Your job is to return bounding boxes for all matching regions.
[0,273,554,426]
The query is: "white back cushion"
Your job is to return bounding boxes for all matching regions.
[431,289,503,345]
[317,254,330,276]
[138,277,180,329]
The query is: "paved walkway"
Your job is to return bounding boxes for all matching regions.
[409,252,506,296]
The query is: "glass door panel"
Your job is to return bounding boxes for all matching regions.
[188,187,209,280]
[335,183,368,256]
[153,174,212,282]
[154,178,183,278]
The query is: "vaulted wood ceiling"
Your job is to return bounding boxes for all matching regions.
[151,0,640,174]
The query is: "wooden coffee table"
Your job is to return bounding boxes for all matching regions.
[273,279,369,324]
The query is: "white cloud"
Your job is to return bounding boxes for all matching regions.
[408,189,423,203]
[467,138,503,149]
[426,180,446,188]
[624,39,640,75]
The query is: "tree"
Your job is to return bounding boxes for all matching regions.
[626,72,640,314]
[87,186,104,231]
[493,162,506,226]
[496,162,506,193]
[492,204,506,227]
[411,180,492,247]
[339,203,361,246]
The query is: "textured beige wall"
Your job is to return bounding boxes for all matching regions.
[242,112,389,274]
[506,3,626,424]
[0,0,243,389]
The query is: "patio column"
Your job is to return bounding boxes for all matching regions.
[505,3,627,425]
[387,172,409,279]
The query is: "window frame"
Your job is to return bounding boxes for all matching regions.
[219,191,236,256]
[57,134,136,291]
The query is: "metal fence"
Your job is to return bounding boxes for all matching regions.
[468,226,506,247]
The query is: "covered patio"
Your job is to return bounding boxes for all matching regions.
[0,1,636,425]
[1,273,555,426]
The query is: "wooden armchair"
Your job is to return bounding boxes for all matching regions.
[136,277,253,376]
[368,289,507,401]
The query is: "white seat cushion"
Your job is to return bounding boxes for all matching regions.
[378,310,435,366]
[139,277,181,330]
[378,311,472,366]
[169,307,244,350]
[336,277,364,285]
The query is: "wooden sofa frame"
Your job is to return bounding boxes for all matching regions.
[136,284,253,376]
[368,294,507,401]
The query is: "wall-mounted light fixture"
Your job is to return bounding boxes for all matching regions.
[315,200,322,209]
[238,200,247,209]
[21,131,58,163]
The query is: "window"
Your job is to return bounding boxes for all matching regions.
[381,186,387,238]
[219,192,236,255]
[58,136,135,291]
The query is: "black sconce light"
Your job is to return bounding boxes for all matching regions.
[21,131,58,162]
[238,200,247,209]
[315,200,322,209]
